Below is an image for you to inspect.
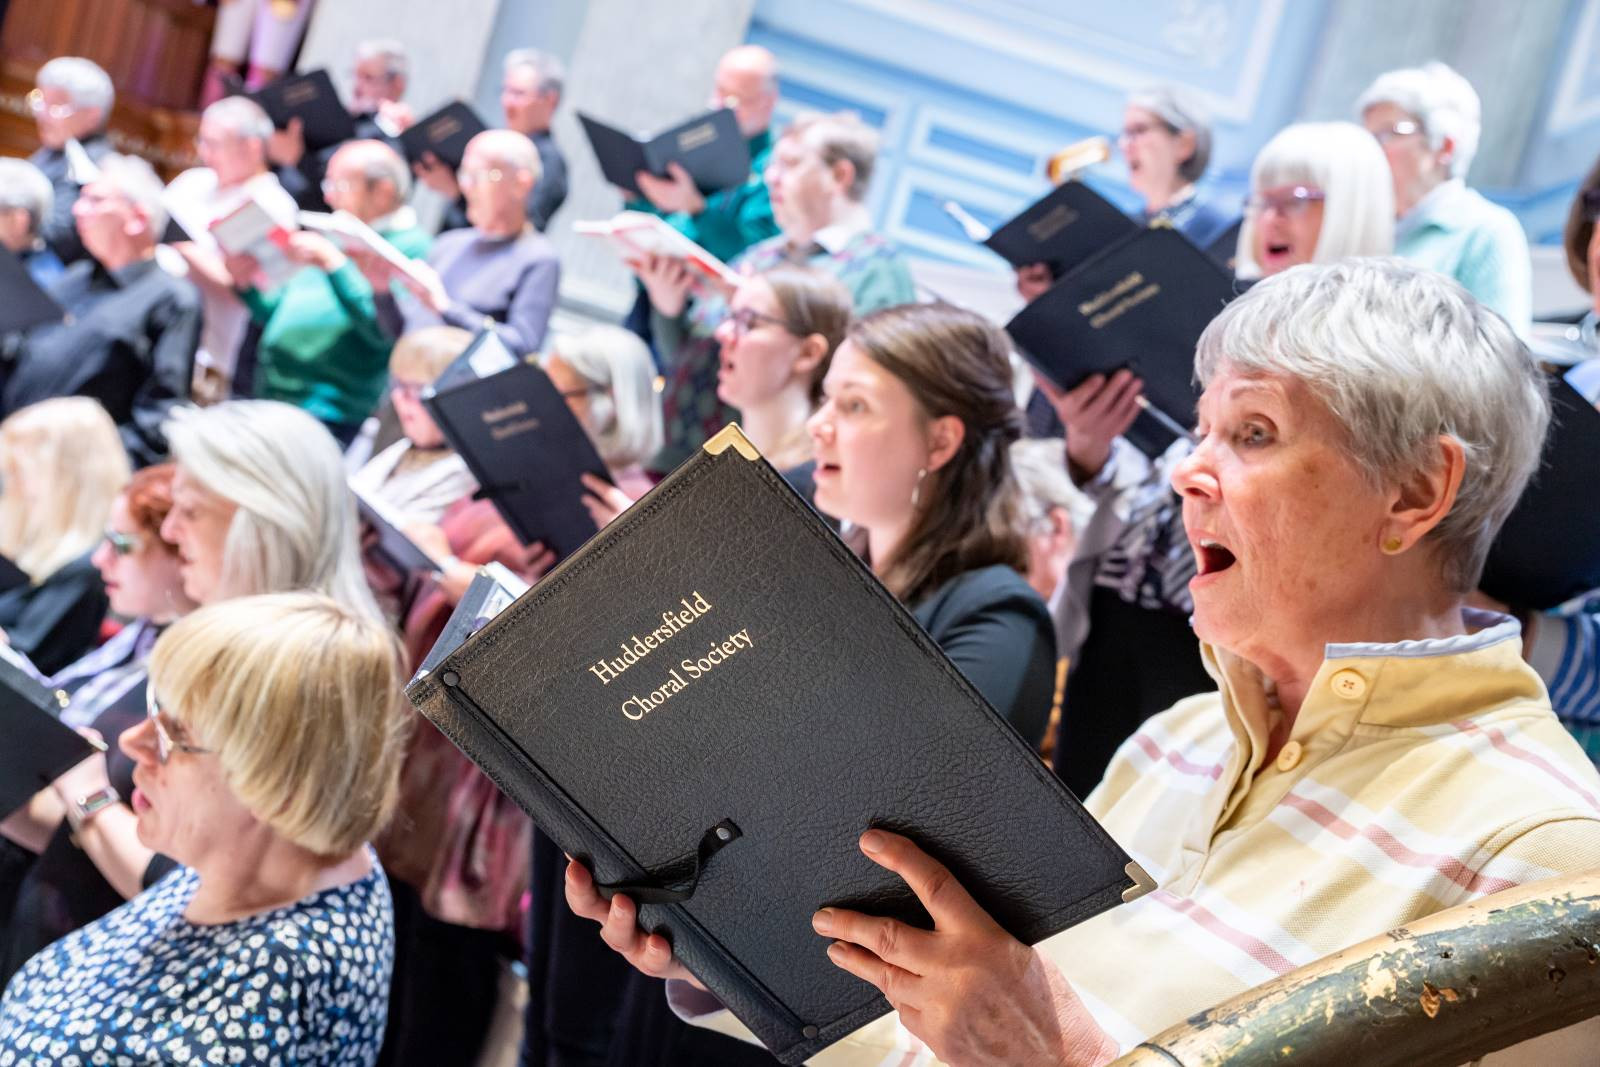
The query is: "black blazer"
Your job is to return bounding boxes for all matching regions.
[911,563,1056,748]
[0,553,107,676]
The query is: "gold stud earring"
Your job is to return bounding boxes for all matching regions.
[1382,536,1404,554]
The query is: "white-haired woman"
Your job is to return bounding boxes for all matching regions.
[1018,87,1238,300]
[0,158,62,285]
[0,593,409,1064]
[0,397,129,673]
[1358,61,1532,333]
[566,259,1600,1066]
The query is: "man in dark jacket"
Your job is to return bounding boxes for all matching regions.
[1,154,200,467]
[26,56,116,265]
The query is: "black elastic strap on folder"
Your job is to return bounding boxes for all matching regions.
[437,669,741,904]
[472,479,531,500]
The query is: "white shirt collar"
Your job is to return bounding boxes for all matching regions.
[810,204,873,255]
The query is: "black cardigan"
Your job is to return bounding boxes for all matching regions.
[0,553,107,676]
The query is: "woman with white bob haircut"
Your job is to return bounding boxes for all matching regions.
[568,259,1600,1065]
[161,398,380,616]
[0,592,409,1063]
[1233,120,1394,278]
[1358,61,1532,333]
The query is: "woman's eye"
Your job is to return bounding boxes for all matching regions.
[1237,423,1272,446]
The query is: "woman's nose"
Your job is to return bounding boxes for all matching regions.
[1170,442,1218,499]
[119,716,159,766]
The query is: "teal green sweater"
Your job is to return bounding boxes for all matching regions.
[627,128,780,265]
[243,223,431,426]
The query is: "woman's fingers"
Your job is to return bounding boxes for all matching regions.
[563,858,611,923]
[814,906,937,975]
[823,939,923,1009]
[856,830,993,931]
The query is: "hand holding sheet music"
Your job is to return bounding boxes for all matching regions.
[574,211,742,291]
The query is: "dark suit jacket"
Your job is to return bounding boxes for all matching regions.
[0,553,106,676]
[911,563,1056,748]
[28,133,113,266]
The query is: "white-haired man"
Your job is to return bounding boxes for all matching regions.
[422,48,569,232]
[1357,61,1531,334]
[0,158,65,287]
[165,96,299,400]
[1,155,199,466]
[26,57,115,265]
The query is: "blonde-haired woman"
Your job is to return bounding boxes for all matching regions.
[0,592,410,1064]
[349,326,480,525]
[0,397,129,672]
[161,399,380,617]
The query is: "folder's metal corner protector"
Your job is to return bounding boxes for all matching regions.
[703,423,760,461]
[1122,861,1158,902]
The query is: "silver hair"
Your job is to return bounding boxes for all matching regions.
[467,128,542,183]
[96,153,170,239]
[1127,85,1212,182]
[783,111,879,202]
[333,139,411,202]
[1193,258,1549,593]
[36,56,114,114]
[1009,438,1092,534]
[504,48,565,96]
[202,95,275,143]
[1356,61,1482,179]
[543,326,663,472]
[1234,121,1394,279]
[354,38,408,81]
[0,158,53,236]
[163,400,382,619]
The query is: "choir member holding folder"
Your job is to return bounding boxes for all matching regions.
[0,464,196,987]
[636,111,913,472]
[1039,120,1396,795]
[568,260,1600,1065]
[374,130,560,358]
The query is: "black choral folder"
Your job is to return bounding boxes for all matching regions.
[423,359,612,559]
[578,108,749,197]
[405,424,1150,1064]
[984,180,1139,279]
[398,101,489,171]
[0,655,98,818]
[1007,225,1237,457]
[249,69,357,152]
[0,248,65,333]
[1480,373,1600,610]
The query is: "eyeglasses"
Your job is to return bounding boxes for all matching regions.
[1118,121,1171,142]
[26,89,76,120]
[320,177,367,198]
[556,383,609,401]
[103,529,144,557]
[146,686,214,764]
[458,168,509,189]
[718,307,794,340]
[1582,187,1600,223]
[1371,119,1423,145]
[1246,185,1326,217]
[390,378,429,401]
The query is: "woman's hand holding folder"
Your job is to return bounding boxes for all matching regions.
[628,253,696,318]
[1034,369,1144,484]
[563,857,708,991]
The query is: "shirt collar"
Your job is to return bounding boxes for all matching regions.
[105,255,160,287]
[811,204,873,255]
[1203,608,1542,783]
[370,205,419,234]
[1396,177,1467,240]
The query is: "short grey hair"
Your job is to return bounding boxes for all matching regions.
[1235,121,1394,279]
[96,153,169,239]
[784,111,879,202]
[203,95,275,143]
[1010,438,1092,534]
[504,48,565,96]
[543,326,663,472]
[36,56,114,114]
[354,38,408,80]
[333,139,411,201]
[0,159,53,235]
[1127,86,1212,182]
[1356,61,1482,179]
[1193,258,1549,593]
[163,400,381,619]
[466,129,542,183]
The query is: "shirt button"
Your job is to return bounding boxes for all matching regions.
[1276,740,1303,772]
[1330,668,1367,700]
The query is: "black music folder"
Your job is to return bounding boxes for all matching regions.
[0,655,99,818]
[0,249,65,333]
[1006,226,1237,456]
[1480,373,1600,610]
[423,358,612,559]
[249,69,356,152]
[578,108,749,197]
[398,101,488,172]
[415,563,528,681]
[0,553,28,596]
[352,488,441,576]
[405,425,1149,1064]
[983,181,1138,279]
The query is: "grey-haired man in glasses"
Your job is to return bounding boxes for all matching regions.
[26,56,115,266]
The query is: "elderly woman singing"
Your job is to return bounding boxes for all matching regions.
[563,259,1600,1064]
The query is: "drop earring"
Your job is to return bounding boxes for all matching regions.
[911,468,928,509]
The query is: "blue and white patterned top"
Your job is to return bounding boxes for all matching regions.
[0,858,393,1065]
